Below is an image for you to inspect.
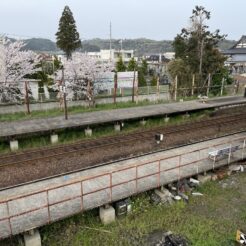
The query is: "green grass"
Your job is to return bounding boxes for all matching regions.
[33,172,246,246]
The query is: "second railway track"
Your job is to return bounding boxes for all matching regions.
[1,111,246,168]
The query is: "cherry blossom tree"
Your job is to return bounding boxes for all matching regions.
[0,38,41,103]
[55,52,114,105]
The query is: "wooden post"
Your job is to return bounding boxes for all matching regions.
[191,74,195,96]
[174,75,178,101]
[132,68,136,103]
[136,76,139,104]
[156,76,160,100]
[25,81,30,114]
[113,72,117,104]
[207,73,211,97]
[220,78,225,96]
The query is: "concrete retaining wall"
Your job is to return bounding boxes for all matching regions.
[0,133,245,239]
[0,93,170,114]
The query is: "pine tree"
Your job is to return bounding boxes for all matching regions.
[138,59,148,87]
[171,6,227,90]
[140,59,148,76]
[56,6,81,59]
[127,57,137,71]
[116,56,126,72]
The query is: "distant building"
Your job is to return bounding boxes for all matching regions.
[145,54,172,84]
[87,49,134,62]
[224,35,246,74]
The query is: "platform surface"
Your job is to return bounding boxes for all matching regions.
[0,96,245,138]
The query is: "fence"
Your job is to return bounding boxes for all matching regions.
[0,133,245,239]
[0,80,244,108]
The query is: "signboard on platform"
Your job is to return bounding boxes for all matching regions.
[94,71,138,94]
[208,145,240,160]
[117,71,138,88]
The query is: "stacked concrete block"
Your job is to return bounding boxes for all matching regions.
[164,117,170,123]
[99,205,115,225]
[140,119,147,126]
[24,230,41,246]
[85,128,92,137]
[50,134,59,144]
[10,140,18,151]
[114,124,121,132]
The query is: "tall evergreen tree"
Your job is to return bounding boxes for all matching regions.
[140,59,148,76]
[138,59,148,87]
[170,6,227,91]
[116,56,126,72]
[56,6,81,59]
[127,57,137,71]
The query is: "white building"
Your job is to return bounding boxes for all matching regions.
[87,49,134,62]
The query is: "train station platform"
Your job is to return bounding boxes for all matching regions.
[0,96,246,139]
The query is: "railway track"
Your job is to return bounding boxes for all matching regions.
[0,109,246,189]
[1,112,246,168]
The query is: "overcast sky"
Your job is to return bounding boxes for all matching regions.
[0,0,244,41]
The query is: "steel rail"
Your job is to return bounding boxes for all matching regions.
[1,130,245,192]
[1,108,246,161]
[0,113,246,168]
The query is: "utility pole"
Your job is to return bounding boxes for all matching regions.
[109,21,112,62]
[62,66,68,120]
[25,81,30,114]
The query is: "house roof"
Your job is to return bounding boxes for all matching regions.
[224,35,246,54]
[146,55,170,63]
[224,48,246,54]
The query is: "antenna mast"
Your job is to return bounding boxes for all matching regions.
[110,21,112,62]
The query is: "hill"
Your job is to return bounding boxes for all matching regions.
[24,38,58,52]
[81,38,174,56]
[20,38,237,55]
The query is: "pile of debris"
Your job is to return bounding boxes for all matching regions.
[150,176,203,205]
[150,163,246,205]
[146,230,190,246]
